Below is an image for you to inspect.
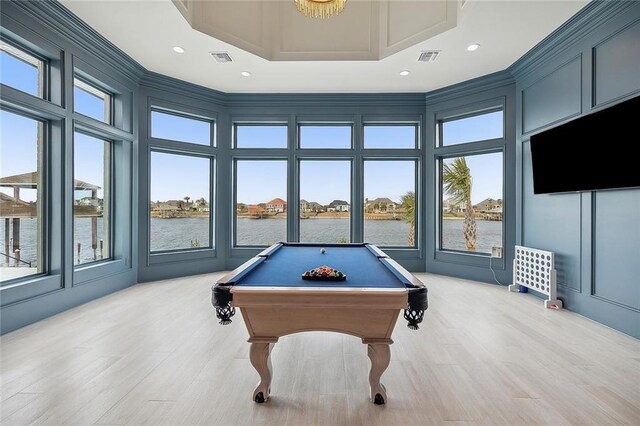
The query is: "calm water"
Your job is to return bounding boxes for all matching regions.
[1,217,107,267]
[1,217,503,267]
[237,217,502,252]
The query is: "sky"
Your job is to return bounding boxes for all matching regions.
[1,48,503,207]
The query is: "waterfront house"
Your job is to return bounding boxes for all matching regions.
[366,197,396,213]
[328,200,350,212]
[265,197,287,213]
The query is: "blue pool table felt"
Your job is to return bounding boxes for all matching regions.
[230,245,410,288]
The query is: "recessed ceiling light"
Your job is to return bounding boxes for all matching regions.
[467,43,480,52]
[241,71,252,77]
[172,46,185,54]
[399,70,411,76]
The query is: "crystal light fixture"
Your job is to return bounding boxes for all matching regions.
[294,0,347,19]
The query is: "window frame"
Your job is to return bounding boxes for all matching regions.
[232,157,289,248]
[0,108,49,286]
[233,122,289,149]
[147,148,215,255]
[363,122,419,150]
[73,76,113,125]
[362,157,419,249]
[298,122,354,150]
[0,36,47,99]
[71,129,115,268]
[436,105,505,148]
[298,157,354,244]
[434,101,507,267]
[150,107,216,147]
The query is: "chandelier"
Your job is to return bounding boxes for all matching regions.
[294,0,347,19]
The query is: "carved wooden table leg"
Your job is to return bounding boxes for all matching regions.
[363,338,392,405]
[249,339,276,403]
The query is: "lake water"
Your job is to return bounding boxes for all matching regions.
[1,217,503,268]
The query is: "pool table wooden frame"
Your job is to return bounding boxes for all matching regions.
[213,243,426,405]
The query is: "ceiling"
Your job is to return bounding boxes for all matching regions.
[60,0,589,94]
[172,0,458,61]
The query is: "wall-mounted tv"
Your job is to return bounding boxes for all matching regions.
[530,95,640,194]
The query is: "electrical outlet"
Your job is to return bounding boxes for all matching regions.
[491,246,503,258]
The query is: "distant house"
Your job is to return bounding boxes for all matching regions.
[300,199,309,212]
[247,205,267,215]
[76,196,98,207]
[443,198,464,214]
[365,197,396,213]
[307,201,324,212]
[473,198,503,212]
[328,199,350,212]
[265,197,287,213]
[152,201,180,212]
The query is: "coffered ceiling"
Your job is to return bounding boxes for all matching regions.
[59,0,589,93]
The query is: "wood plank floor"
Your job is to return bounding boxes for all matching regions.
[1,273,639,425]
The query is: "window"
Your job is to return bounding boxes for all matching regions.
[299,160,351,243]
[151,110,212,146]
[364,161,416,247]
[150,151,211,252]
[74,78,112,123]
[235,160,287,246]
[0,110,45,282]
[440,110,503,146]
[73,132,111,265]
[364,125,417,149]
[235,124,287,149]
[299,125,351,149]
[440,152,503,254]
[0,41,44,98]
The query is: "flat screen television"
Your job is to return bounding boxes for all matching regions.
[530,95,640,194]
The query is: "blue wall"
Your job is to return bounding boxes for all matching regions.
[513,1,640,338]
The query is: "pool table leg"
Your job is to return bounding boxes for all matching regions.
[364,338,392,405]
[249,339,276,403]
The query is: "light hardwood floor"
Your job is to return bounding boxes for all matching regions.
[1,273,639,425]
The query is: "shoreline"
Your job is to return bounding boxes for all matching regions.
[150,214,501,222]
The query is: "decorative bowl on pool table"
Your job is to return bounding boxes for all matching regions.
[301,265,346,281]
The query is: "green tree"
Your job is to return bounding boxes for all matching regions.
[400,191,415,247]
[443,157,476,251]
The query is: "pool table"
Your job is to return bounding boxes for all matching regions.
[211,243,428,405]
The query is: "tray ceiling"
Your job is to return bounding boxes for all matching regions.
[172,0,457,61]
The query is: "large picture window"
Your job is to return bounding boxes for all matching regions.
[0,41,44,98]
[299,160,351,243]
[235,160,287,246]
[149,151,211,252]
[364,160,416,247]
[0,110,45,282]
[73,132,111,265]
[439,152,503,255]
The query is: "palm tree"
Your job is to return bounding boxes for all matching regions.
[443,157,476,251]
[400,191,415,247]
